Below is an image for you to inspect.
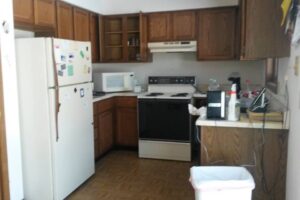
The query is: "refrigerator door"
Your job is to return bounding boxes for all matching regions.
[48,38,92,87]
[49,83,95,200]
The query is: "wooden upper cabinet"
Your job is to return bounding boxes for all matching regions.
[173,11,196,40]
[240,0,290,59]
[13,0,34,25]
[197,8,237,60]
[148,13,172,42]
[90,13,100,63]
[56,1,74,40]
[34,0,56,28]
[73,8,90,41]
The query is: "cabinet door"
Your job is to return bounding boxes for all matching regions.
[73,8,90,41]
[139,13,149,61]
[98,110,114,155]
[56,1,74,40]
[90,13,100,63]
[34,0,56,27]
[173,11,196,40]
[13,0,34,25]
[148,13,172,42]
[240,0,290,59]
[198,8,237,60]
[115,108,138,147]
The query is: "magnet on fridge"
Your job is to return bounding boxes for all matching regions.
[69,53,74,59]
[61,55,66,62]
[67,65,74,76]
[80,88,84,97]
[80,50,84,58]
[58,70,64,76]
[86,46,89,51]
[61,64,66,70]
[86,56,90,61]
[55,45,60,49]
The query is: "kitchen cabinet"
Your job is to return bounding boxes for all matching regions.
[56,1,74,40]
[172,11,196,40]
[100,14,149,63]
[13,0,34,25]
[34,0,56,28]
[13,0,55,29]
[90,13,100,63]
[73,7,90,41]
[93,98,114,159]
[148,11,196,42]
[200,126,288,200]
[148,13,172,42]
[197,7,237,60]
[240,0,290,59]
[115,97,138,147]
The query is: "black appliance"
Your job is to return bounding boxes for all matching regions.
[207,90,226,119]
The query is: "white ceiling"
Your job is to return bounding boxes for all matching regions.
[63,0,239,15]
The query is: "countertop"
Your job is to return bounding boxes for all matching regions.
[93,92,207,102]
[196,113,288,130]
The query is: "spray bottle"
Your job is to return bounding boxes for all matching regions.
[228,84,240,121]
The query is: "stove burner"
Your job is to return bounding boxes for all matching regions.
[146,92,164,97]
[171,93,188,97]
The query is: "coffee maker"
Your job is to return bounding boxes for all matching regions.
[228,73,241,98]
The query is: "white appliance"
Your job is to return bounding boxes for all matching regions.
[93,72,135,92]
[148,41,197,53]
[138,76,196,161]
[15,38,95,200]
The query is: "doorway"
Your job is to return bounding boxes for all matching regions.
[0,53,9,200]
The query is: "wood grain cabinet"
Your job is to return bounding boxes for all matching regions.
[93,98,114,159]
[100,14,149,63]
[34,0,56,28]
[148,13,172,42]
[90,13,100,63]
[13,0,34,25]
[115,97,138,147]
[148,11,196,42]
[200,126,288,200]
[197,8,237,60]
[13,0,55,29]
[172,11,196,40]
[240,0,290,59]
[73,8,90,41]
[56,1,74,40]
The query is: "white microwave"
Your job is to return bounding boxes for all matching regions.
[93,72,135,92]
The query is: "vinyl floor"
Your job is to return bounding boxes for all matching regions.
[67,150,195,200]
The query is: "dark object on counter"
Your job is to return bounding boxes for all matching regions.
[207,91,226,119]
[228,76,241,99]
[93,91,106,97]
[249,87,268,113]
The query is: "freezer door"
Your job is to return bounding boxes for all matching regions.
[51,38,92,87]
[49,83,95,200]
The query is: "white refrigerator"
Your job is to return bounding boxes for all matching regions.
[15,38,95,200]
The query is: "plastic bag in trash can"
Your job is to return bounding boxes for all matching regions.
[190,166,255,200]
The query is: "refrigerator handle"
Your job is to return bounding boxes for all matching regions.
[52,39,60,142]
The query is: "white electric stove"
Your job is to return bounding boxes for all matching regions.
[138,76,196,161]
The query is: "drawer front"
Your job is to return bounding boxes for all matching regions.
[115,96,137,108]
[97,98,114,113]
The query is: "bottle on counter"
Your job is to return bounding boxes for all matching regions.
[227,84,240,121]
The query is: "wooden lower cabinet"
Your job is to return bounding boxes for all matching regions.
[98,110,114,155]
[115,97,138,147]
[200,126,288,200]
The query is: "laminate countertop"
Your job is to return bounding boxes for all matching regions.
[93,92,143,102]
[196,113,289,130]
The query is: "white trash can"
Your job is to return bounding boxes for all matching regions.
[190,166,255,200]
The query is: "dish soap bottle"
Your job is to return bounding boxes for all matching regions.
[228,84,240,121]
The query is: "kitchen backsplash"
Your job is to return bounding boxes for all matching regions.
[92,52,265,88]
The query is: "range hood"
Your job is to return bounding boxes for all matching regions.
[148,41,197,53]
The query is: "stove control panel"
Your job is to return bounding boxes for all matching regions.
[148,76,195,85]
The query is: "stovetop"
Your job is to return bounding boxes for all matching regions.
[138,92,193,100]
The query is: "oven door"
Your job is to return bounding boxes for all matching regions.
[138,98,191,142]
